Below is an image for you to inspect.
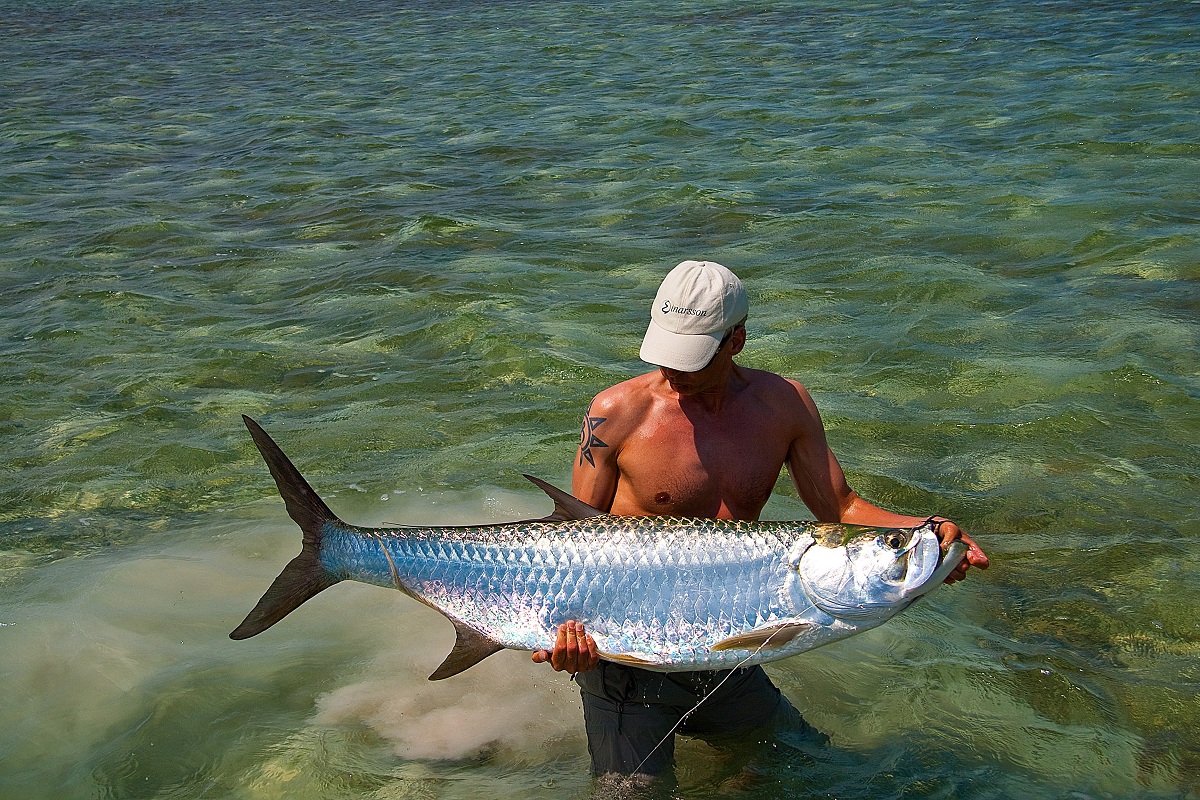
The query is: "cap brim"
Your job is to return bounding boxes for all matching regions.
[639,320,724,371]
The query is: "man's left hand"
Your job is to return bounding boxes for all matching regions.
[932,519,989,583]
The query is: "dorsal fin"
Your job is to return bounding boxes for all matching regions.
[428,618,505,680]
[521,474,607,522]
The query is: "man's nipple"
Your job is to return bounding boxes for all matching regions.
[654,492,671,505]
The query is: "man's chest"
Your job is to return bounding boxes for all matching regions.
[614,412,792,517]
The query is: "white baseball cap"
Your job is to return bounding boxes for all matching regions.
[639,260,749,371]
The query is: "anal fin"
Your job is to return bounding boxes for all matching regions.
[711,622,814,652]
[601,651,659,667]
[428,619,505,680]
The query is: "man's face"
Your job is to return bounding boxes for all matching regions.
[658,326,738,395]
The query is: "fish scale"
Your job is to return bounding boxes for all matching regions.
[319,517,805,669]
[232,416,967,679]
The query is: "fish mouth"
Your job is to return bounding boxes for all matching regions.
[901,540,968,600]
[897,529,943,598]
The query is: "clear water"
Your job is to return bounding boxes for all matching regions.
[2,0,1198,797]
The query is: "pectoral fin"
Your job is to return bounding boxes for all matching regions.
[428,619,505,680]
[711,622,814,652]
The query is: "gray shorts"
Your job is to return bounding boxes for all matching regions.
[575,662,815,777]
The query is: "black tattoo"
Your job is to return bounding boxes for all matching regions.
[578,405,608,468]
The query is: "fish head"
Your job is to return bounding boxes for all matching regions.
[794,523,965,621]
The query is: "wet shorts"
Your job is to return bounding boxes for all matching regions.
[574,662,814,776]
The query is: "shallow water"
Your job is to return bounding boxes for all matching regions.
[2,0,1198,797]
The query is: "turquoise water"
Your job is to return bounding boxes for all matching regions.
[2,0,1198,796]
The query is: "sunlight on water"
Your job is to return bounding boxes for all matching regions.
[2,0,1198,797]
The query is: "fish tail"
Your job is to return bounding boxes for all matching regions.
[230,415,342,640]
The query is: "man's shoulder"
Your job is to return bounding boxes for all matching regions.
[738,366,809,400]
[589,371,660,414]
[734,367,819,426]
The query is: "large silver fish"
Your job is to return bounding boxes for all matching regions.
[232,416,966,679]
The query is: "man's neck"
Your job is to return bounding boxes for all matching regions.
[663,365,747,414]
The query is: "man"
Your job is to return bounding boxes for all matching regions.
[532,260,989,778]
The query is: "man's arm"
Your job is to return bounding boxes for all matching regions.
[571,395,620,513]
[531,396,615,673]
[782,379,988,583]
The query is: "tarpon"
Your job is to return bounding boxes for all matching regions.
[232,416,967,679]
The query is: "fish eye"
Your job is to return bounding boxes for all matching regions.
[883,531,906,550]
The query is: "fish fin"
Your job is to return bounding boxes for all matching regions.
[521,475,607,522]
[230,416,343,640]
[229,551,339,640]
[428,619,506,680]
[602,652,659,667]
[711,622,814,652]
[242,416,339,536]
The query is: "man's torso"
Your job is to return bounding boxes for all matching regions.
[602,368,807,520]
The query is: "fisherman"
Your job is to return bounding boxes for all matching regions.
[532,260,989,779]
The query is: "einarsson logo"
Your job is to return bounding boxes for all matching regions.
[661,300,709,317]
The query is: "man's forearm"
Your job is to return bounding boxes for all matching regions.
[838,493,930,529]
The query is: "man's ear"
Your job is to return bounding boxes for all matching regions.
[728,326,747,356]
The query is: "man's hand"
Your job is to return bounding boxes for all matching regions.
[532,620,600,674]
[931,519,989,583]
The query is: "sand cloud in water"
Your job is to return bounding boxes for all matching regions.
[311,608,585,761]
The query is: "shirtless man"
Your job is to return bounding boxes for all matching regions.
[533,260,989,778]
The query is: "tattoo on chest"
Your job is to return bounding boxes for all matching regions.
[578,407,608,468]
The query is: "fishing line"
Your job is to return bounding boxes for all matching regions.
[628,595,827,775]
[630,630,784,775]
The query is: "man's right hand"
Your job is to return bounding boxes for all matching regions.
[531,620,600,674]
